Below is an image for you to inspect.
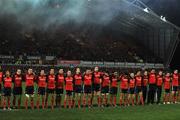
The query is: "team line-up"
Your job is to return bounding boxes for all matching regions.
[0,67,179,110]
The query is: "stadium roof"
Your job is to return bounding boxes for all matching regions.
[85,0,180,67]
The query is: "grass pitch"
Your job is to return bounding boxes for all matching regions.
[1,104,180,120]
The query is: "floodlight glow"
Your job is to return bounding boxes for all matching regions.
[143,8,149,13]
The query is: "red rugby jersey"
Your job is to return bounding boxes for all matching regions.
[13,74,23,88]
[156,75,163,86]
[74,74,82,86]
[129,78,135,88]
[25,74,35,87]
[172,73,179,87]
[0,72,3,84]
[120,76,128,89]
[65,76,73,91]
[135,75,142,87]
[93,72,102,84]
[111,76,118,88]
[143,75,148,86]
[84,74,92,86]
[4,76,12,88]
[38,75,47,88]
[149,73,156,84]
[47,74,56,89]
[102,75,110,87]
[164,76,171,89]
[56,74,64,89]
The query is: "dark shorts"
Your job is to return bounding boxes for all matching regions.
[66,90,73,96]
[47,88,55,94]
[165,89,170,93]
[84,85,92,94]
[101,86,109,94]
[121,89,128,93]
[26,86,34,95]
[93,84,101,92]
[4,87,12,96]
[38,87,46,95]
[74,85,82,93]
[172,86,178,91]
[13,87,22,95]
[129,88,135,94]
[110,87,118,95]
[56,88,63,95]
[136,86,142,93]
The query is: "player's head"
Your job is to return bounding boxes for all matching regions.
[144,71,148,76]
[76,68,80,74]
[86,69,90,75]
[94,66,99,72]
[104,72,109,76]
[40,70,45,75]
[59,69,64,74]
[28,68,33,74]
[158,70,163,76]
[151,69,155,73]
[67,70,71,76]
[166,72,170,77]
[50,69,54,75]
[17,69,21,75]
[174,69,178,74]
[130,73,135,78]
[6,70,10,76]
[113,72,118,76]
[136,71,141,76]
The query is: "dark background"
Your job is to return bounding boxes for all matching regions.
[141,0,180,69]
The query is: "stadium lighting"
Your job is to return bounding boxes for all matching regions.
[160,15,167,22]
[143,8,149,13]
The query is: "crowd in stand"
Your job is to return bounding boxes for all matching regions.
[0,65,179,110]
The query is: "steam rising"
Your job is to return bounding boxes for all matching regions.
[0,0,119,30]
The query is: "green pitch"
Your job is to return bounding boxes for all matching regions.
[1,104,180,120]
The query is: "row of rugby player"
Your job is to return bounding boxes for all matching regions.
[0,67,179,110]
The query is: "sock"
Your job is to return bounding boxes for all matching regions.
[97,97,99,106]
[140,96,144,105]
[42,97,45,109]
[105,96,108,106]
[113,96,116,106]
[78,99,81,108]
[3,98,6,109]
[72,99,75,108]
[31,98,34,109]
[64,100,67,108]
[59,96,62,108]
[18,98,21,109]
[68,99,71,109]
[51,96,54,109]
[124,98,127,106]
[25,98,28,109]
[136,95,138,105]
[13,96,16,107]
[88,98,91,107]
[174,96,177,103]
[83,97,86,108]
[119,98,122,106]
[8,97,10,108]
[132,98,135,106]
[36,98,40,109]
[110,96,113,106]
[90,97,93,107]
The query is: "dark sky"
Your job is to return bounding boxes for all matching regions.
[141,0,180,69]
